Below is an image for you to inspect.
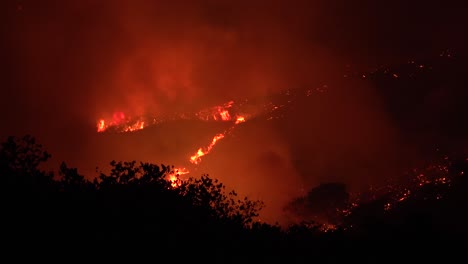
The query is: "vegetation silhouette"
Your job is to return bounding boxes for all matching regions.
[285,182,350,225]
[1,135,468,261]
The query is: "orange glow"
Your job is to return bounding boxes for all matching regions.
[321,223,338,232]
[219,110,231,121]
[123,120,145,132]
[167,168,189,188]
[374,157,462,212]
[96,111,147,133]
[175,167,190,176]
[168,174,180,188]
[97,119,106,132]
[96,101,252,170]
[97,100,248,133]
[190,134,225,164]
[96,102,252,167]
[196,100,236,122]
[235,116,245,124]
[188,113,246,165]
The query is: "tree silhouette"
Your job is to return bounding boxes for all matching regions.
[285,183,350,225]
[1,135,468,261]
[181,174,265,227]
[0,135,53,188]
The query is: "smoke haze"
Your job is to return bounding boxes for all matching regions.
[1,0,467,224]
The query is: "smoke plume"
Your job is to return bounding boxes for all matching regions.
[1,0,466,225]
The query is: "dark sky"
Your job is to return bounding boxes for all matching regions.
[1,0,467,224]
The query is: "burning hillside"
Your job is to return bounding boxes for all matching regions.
[89,51,468,226]
[94,85,326,176]
[2,0,467,227]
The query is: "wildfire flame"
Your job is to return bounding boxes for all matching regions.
[190,134,225,164]
[168,174,180,188]
[167,167,190,188]
[93,55,465,228]
[96,100,250,167]
[97,119,106,132]
[123,120,145,132]
[188,102,247,165]
[196,100,235,122]
[96,100,241,133]
[96,112,146,133]
[235,116,245,124]
[96,88,324,171]
[188,112,246,164]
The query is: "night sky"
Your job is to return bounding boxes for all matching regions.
[1,0,467,224]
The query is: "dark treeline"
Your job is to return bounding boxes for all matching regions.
[1,135,468,262]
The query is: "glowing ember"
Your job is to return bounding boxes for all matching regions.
[175,167,190,176]
[97,119,106,132]
[235,116,245,124]
[321,223,338,232]
[168,174,180,188]
[372,155,461,212]
[219,110,231,121]
[123,120,145,132]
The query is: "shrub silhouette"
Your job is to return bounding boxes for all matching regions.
[0,135,266,251]
[285,182,349,225]
[1,135,468,261]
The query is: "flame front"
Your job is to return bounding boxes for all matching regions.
[186,101,248,165]
[96,101,251,170]
[123,120,145,132]
[96,111,146,133]
[190,134,225,164]
[95,92,312,168]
